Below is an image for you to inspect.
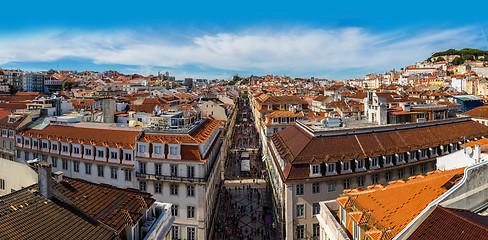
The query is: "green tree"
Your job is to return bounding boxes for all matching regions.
[452,57,464,65]
[62,80,75,90]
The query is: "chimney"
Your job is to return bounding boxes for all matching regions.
[54,171,64,182]
[38,162,53,199]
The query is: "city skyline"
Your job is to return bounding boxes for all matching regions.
[1,0,488,79]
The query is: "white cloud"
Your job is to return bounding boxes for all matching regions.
[0,27,484,78]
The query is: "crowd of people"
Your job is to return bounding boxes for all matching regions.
[213,97,276,239]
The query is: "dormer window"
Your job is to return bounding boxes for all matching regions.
[280,104,286,109]
[273,118,279,124]
[420,149,428,159]
[397,153,405,163]
[312,164,320,175]
[139,145,146,153]
[327,163,336,173]
[371,157,378,167]
[356,159,365,170]
[62,145,68,152]
[170,146,178,155]
[310,164,322,177]
[85,148,91,156]
[154,145,163,154]
[384,155,393,165]
[281,117,287,123]
[73,147,80,154]
[342,161,350,171]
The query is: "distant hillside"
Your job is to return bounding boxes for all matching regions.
[429,48,488,64]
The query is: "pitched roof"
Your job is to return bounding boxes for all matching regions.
[463,105,488,119]
[407,206,488,240]
[271,119,488,165]
[255,94,307,105]
[339,168,464,239]
[18,125,140,149]
[0,186,119,240]
[53,176,155,234]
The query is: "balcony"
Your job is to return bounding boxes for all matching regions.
[136,172,205,183]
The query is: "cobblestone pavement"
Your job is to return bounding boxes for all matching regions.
[213,98,277,239]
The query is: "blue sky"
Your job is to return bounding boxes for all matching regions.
[1,0,488,80]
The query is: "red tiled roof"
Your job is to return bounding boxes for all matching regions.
[407,206,488,240]
[18,125,140,149]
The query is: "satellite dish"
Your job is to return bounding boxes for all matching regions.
[466,147,473,155]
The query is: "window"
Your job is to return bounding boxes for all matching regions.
[62,159,68,170]
[110,151,117,159]
[97,165,104,177]
[421,149,428,158]
[33,141,38,148]
[313,223,320,238]
[327,163,335,172]
[312,164,320,175]
[343,161,350,170]
[125,169,132,181]
[385,171,391,181]
[124,153,131,161]
[385,155,393,165]
[281,117,287,123]
[16,138,21,144]
[2,140,6,149]
[155,182,162,193]
[154,145,162,154]
[343,178,350,189]
[421,163,426,173]
[290,117,295,123]
[312,202,320,215]
[111,167,117,179]
[25,140,30,146]
[97,150,104,158]
[328,181,336,192]
[52,157,57,168]
[296,184,304,196]
[73,161,79,172]
[296,225,305,239]
[171,226,179,240]
[372,157,378,167]
[187,185,195,196]
[296,204,304,217]
[62,145,68,152]
[410,166,416,176]
[0,179,4,190]
[73,147,79,154]
[139,162,146,174]
[357,159,364,169]
[85,148,91,156]
[372,174,378,184]
[42,142,48,149]
[188,166,195,178]
[139,181,146,191]
[155,164,162,176]
[398,153,405,162]
[398,168,404,179]
[171,205,178,216]
[187,206,195,218]
[312,182,320,194]
[357,176,365,187]
[170,146,178,155]
[280,104,286,109]
[272,118,279,124]
[85,163,91,175]
[187,227,196,240]
[170,184,178,195]
[171,165,178,177]
[139,145,146,153]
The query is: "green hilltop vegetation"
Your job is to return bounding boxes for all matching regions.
[429,48,488,65]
